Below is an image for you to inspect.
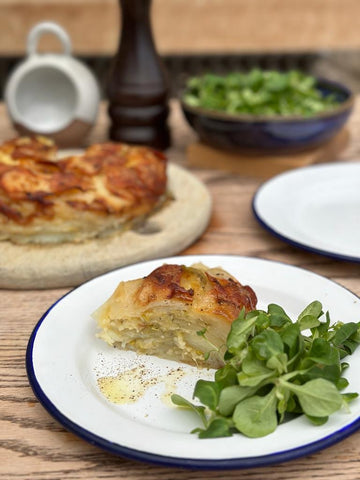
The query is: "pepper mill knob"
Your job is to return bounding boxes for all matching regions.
[107,0,171,150]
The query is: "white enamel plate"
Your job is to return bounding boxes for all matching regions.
[252,163,360,262]
[26,255,360,469]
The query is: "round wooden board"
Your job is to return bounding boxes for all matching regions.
[0,163,212,289]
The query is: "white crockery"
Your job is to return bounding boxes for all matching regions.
[252,163,360,262]
[4,22,100,146]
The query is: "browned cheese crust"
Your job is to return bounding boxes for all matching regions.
[0,136,167,243]
[94,263,257,368]
[136,264,257,322]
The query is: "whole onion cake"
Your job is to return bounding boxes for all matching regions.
[0,136,167,244]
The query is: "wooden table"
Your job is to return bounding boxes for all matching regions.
[1,100,360,479]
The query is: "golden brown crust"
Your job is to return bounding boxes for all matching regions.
[135,264,257,321]
[136,264,195,305]
[0,136,167,243]
[0,135,57,163]
[205,272,258,322]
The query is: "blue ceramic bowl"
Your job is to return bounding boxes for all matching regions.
[181,78,354,153]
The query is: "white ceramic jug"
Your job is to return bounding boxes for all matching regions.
[4,22,100,146]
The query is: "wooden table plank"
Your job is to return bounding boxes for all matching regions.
[2,0,360,55]
[1,100,360,479]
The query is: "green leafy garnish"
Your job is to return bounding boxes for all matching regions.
[183,69,341,117]
[172,301,360,438]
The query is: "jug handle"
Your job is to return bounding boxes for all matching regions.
[27,22,72,56]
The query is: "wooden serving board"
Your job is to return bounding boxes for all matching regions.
[0,163,212,290]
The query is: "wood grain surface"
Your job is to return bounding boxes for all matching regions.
[186,128,350,179]
[1,100,360,479]
[2,0,360,55]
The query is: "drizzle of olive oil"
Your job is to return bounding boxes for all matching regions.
[160,368,186,406]
[98,367,147,404]
[98,366,186,405]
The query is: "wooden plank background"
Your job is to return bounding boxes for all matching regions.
[0,0,360,56]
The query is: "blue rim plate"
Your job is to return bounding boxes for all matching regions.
[26,255,360,469]
[252,163,360,262]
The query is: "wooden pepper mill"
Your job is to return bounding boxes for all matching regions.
[107,0,171,150]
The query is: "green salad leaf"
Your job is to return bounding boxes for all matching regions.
[172,301,360,438]
[183,69,341,117]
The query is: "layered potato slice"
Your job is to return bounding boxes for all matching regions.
[0,136,167,244]
[93,263,257,368]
